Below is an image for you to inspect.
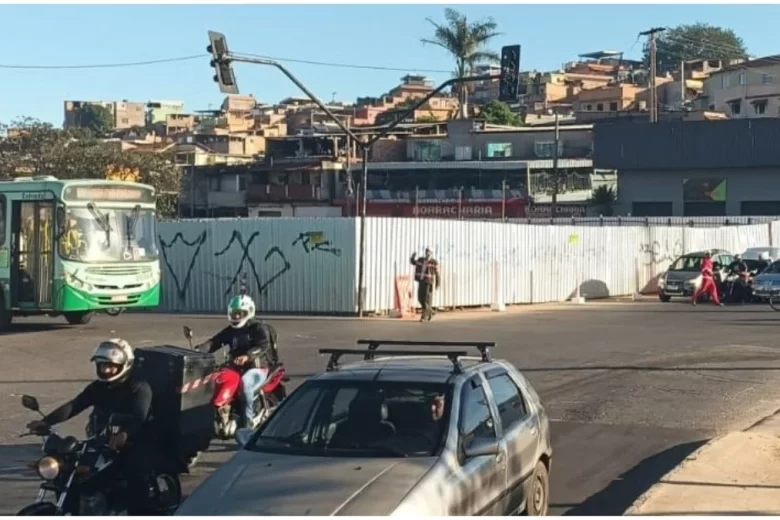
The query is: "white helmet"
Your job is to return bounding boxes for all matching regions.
[90,338,134,383]
[227,294,256,329]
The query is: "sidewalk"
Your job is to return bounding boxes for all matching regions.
[626,411,780,515]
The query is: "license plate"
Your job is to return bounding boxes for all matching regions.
[111,295,128,303]
[667,284,679,290]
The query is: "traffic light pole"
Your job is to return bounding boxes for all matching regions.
[215,48,495,317]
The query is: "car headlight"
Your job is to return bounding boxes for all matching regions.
[658,276,666,288]
[37,456,60,480]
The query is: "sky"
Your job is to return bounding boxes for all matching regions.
[2,3,780,126]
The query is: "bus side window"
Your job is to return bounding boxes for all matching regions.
[0,194,5,246]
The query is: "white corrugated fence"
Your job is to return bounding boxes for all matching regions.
[156,217,779,315]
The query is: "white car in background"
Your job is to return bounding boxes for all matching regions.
[741,247,780,261]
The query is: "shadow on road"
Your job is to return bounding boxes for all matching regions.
[0,443,42,483]
[561,439,707,516]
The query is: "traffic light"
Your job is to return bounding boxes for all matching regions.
[207,30,239,95]
[499,45,521,102]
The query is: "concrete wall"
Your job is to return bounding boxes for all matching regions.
[156,217,779,315]
[617,167,780,216]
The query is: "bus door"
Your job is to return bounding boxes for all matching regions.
[10,199,54,308]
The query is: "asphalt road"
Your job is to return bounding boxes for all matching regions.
[2,301,780,516]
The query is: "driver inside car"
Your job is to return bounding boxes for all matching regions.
[195,294,276,428]
[25,339,160,515]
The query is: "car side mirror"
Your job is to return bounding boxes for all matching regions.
[463,437,500,459]
[21,395,40,413]
[235,428,253,448]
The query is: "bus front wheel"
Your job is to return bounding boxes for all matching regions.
[63,311,94,325]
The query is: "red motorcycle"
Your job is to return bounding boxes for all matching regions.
[211,362,287,439]
[182,326,288,441]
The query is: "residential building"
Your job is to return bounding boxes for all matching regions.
[470,64,501,104]
[174,142,257,168]
[163,113,196,136]
[594,119,780,217]
[63,100,145,131]
[353,75,459,126]
[701,56,780,118]
[146,100,185,126]
[112,101,146,130]
[522,51,648,116]
[221,94,257,132]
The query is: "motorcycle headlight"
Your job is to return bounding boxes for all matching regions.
[37,456,60,480]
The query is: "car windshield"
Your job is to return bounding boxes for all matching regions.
[246,380,453,458]
[762,261,780,274]
[58,206,158,263]
[669,256,704,272]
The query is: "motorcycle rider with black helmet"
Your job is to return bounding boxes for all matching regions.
[25,339,162,515]
[195,294,280,428]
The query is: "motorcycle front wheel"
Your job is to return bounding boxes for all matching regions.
[769,294,780,311]
[17,503,58,516]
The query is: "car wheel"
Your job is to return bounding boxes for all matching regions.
[658,294,671,303]
[523,460,549,516]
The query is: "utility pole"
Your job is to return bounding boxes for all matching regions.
[549,108,560,219]
[640,27,666,123]
[680,59,685,110]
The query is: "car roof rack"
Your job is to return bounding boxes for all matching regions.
[356,339,496,363]
[319,348,471,374]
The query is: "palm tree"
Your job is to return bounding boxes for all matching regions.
[422,8,501,119]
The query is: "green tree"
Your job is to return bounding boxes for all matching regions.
[591,185,617,217]
[0,118,181,217]
[648,23,749,73]
[481,100,522,126]
[77,104,114,136]
[422,8,501,118]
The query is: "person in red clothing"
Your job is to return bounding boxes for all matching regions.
[692,252,724,307]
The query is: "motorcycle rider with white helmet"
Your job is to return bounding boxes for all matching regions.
[195,294,279,428]
[26,339,161,515]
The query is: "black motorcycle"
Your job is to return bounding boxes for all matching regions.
[16,395,182,516]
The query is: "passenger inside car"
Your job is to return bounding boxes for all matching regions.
[329,393,395,447]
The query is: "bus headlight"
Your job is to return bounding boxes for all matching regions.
[37,456,60,480]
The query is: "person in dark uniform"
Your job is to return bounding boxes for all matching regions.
[410,248,441,322]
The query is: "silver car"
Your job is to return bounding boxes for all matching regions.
[176,340,553,516]
[657,249,732,302]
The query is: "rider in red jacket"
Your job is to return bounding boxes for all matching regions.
[692,253,724,307]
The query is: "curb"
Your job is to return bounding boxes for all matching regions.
[625,407,780,515]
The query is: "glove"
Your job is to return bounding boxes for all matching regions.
[26,420,49,434]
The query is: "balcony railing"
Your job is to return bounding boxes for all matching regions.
[247,183,324,202]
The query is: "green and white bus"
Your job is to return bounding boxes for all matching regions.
[0,176,161,331]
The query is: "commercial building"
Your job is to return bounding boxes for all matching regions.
[595,119,780,217]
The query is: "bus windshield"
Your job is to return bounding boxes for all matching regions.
[58,206,158,263]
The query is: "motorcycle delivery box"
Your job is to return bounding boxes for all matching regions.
[134,345,217,472]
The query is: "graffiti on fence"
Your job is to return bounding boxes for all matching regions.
[292,231,342,257]
[214,230,292,298]
[639,238,683,266]
[158,231,208,301]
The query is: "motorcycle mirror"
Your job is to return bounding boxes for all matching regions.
[235,428,253,448]
[183,326,194,339]
[21,395,40,413]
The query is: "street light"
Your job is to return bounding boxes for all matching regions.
[205,31,520,316]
